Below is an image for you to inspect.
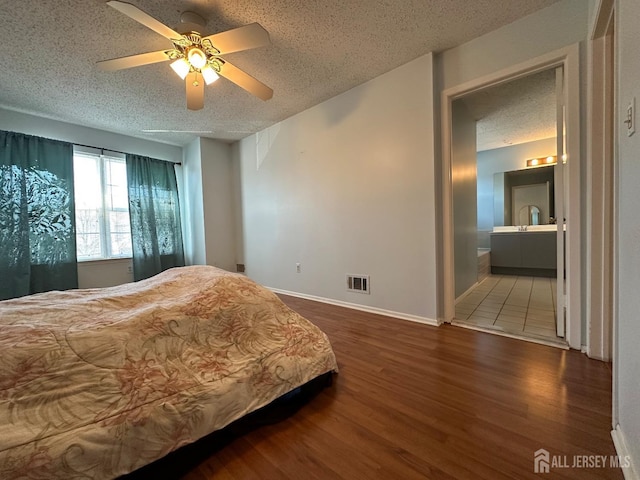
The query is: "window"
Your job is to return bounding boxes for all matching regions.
[73,147,132,260]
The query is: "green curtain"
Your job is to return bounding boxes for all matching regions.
[126,154,184,281]
[0,131,78,300]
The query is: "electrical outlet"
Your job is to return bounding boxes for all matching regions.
[296,263,301,273]
[127,265,133,274]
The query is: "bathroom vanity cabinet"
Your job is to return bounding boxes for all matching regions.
[490,231,557,277]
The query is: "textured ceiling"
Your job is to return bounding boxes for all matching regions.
[0,0,561,147]
[460,69,557,151]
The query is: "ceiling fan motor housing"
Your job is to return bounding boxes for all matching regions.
[177,11,207,35]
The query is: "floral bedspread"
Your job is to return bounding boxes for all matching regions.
[0,266,337,479]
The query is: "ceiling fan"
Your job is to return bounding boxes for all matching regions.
[97,1,273,110]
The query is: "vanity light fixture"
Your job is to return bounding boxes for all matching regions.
[526,155,558,168]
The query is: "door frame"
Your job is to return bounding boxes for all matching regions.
[586,0,615,363]
[587,1,617,429]
[440,44,582,349]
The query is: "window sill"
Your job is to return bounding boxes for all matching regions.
[77,257,132,265]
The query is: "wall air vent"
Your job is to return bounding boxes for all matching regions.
[347,274,370,294]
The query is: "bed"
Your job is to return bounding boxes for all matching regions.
[0,266,338,479]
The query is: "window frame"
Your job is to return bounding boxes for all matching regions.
[73,146,132,261]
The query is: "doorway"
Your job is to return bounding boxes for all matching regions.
[450,67,565,345]
[440,45,581,349]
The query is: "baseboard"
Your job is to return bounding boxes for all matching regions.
[581,345,609,360]
[585,343,611,361]
[455,281,480,304]
[269,287,439,327]
[612,424,639,480]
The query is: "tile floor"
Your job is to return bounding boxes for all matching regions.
[455,275,562,342]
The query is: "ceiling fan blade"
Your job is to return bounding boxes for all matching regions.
[219,61,273,101]
[107,1,182,41]
[186,72,204,111]
[203,23,271,55]
[97,50,170,71]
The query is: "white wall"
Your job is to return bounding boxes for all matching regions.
[236,53,438,321]
[200,138,236,271]
[181,138,236,271]
[231,142,245,266]
[477,137,557,231]
[614,0,640,473]
[0,108,182,288]
[77,259,132,288]
[182,138,205,265]
[452,100,478,298]
[439,0,591,90]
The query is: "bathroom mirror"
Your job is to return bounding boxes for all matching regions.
[493,165,555,226]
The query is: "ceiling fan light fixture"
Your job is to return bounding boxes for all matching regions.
[187,47,207,69]
[170,58,190,79]
[201,64,219,85]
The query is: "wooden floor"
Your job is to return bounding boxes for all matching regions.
[168,295,620,479]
